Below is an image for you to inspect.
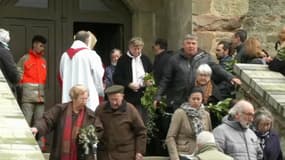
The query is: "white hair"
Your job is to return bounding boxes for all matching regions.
[196,131,215,146]
[0,28,10,44]
[228,100,253,116]
[196,64,212,75]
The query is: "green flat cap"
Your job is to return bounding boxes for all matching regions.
[105,85,124,94]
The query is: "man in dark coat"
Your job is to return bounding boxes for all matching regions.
[152,38,173,84]
[0,28,20,92]
[232,29,247,63]
[95,85,147,160]
[154,34,241,112]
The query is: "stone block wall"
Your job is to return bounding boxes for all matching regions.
[234,64,285,156]
[243,0,285,56]
[192,0,248,55]
[192,0,285,57]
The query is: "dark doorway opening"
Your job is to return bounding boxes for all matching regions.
[73,22,124,66]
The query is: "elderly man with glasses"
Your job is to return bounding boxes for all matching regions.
[213,100,263,160]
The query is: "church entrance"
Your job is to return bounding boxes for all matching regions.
[0,0,131,108]
[73,22,125,66]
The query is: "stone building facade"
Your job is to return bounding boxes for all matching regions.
[124,0,285,57]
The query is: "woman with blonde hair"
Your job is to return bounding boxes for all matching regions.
[31,84,96,160]
[243,37,266,64]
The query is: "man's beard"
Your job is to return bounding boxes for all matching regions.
[240,121,251,129]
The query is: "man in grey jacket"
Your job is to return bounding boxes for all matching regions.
[213,100,263,160]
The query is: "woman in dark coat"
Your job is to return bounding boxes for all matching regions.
[113,37,152,123]
[31,84,96,160]
[253,109,283,160]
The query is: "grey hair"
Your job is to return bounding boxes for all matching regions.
[196,131,215,146]
[69,84,89,100]
[0,28,10,43]
[196,64,212,75]
[128,37,144,47]
[253,108,273,128]
[183,34,198,41]
[228,100,253,116]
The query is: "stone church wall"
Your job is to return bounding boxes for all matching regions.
[192,0,285,57]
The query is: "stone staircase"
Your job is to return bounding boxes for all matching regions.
[234,63,285,155]
[0,70,44,160]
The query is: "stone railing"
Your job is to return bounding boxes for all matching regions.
[234,63,285,154]
[0,70,45,159]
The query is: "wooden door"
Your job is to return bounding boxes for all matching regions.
[0,19,57,109]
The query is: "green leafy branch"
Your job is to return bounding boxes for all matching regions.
[207,98,232,122]
[141,73,166,142]
[78,125,98,156]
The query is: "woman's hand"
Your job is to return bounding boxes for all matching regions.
[31,127,38,136]
[135,153,143,160]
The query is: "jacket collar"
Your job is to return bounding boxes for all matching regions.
[178,48,205,59]
[196,143,218,154]
[103,100,127,113]
[67,102,95,118]
[222,115,247,131]
[29,49,42,57]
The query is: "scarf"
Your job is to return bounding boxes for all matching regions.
[180,102,204,136]
[127,51,145,86]
[61,103,86,160]
[195,80,213,104]
[253,127,270,149]
[0,40,9,50]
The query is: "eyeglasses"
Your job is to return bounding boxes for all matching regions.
[242,112,254,117]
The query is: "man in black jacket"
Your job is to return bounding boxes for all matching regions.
[152,38,173,85]
[154,34,240,112]
[0,28,20,93]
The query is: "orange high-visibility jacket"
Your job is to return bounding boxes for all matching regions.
[17,49,47,102]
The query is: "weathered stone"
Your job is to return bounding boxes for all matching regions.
[196,31,216,54]
[192,0,212,15]
[211,0,249,17]
[193,15,241,32]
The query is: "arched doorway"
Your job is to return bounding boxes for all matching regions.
[0,0,131,108]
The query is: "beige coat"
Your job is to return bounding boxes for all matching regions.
[166,108,212,160]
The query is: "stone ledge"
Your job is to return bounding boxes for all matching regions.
[234,63,285,156]
[0,70,45,160]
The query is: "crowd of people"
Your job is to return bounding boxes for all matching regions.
[0,25,284,160]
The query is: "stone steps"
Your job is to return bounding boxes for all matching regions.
[0,70,45,160]
[234,63,285,156]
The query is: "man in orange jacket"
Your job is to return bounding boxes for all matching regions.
[17,35,47,127]
[17,35,47,151]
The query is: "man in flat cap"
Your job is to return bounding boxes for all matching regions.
[95,85,147,160]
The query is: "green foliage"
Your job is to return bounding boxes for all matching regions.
[78,125,98,156]
[141,73,166,142]
[224,59,237,74]
[207,98,232,122]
